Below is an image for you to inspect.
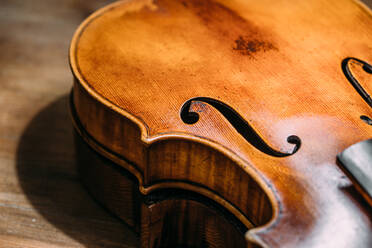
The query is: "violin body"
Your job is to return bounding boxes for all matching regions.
[69,0,372,247]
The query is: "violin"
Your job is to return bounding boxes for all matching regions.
[69,0,372,247]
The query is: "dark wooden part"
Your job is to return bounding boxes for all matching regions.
[140,197,248,248]
[75,131,142,231]
[337,139,372,206]
[75,130,249,248]
[70,84,272,232]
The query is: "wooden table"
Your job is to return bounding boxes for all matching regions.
[0,0,371,247]
[0,0,137,247]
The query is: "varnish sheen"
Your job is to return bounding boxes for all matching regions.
[69,0,372,247]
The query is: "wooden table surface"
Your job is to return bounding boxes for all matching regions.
[0,0,371,247]
[0,0,138,247]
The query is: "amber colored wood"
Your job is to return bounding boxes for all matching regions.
[70,0,372,247]
[75,131,250,248]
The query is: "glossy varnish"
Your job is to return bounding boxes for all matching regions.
[70,0,372,247]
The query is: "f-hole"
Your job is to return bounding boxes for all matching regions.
[180,97,301,157]
[342,57,372,126]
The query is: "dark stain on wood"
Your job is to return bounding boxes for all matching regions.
[180,0,278,57]
[233,36,277,57]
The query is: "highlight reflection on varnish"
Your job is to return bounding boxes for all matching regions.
[69,0,372,247]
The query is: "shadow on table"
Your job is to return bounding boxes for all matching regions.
[16,95,138,248]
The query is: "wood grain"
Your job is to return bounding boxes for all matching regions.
[1,0,372,248]
[76,134,249,247]
[70,0,372,247]
[0,0,137,247]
